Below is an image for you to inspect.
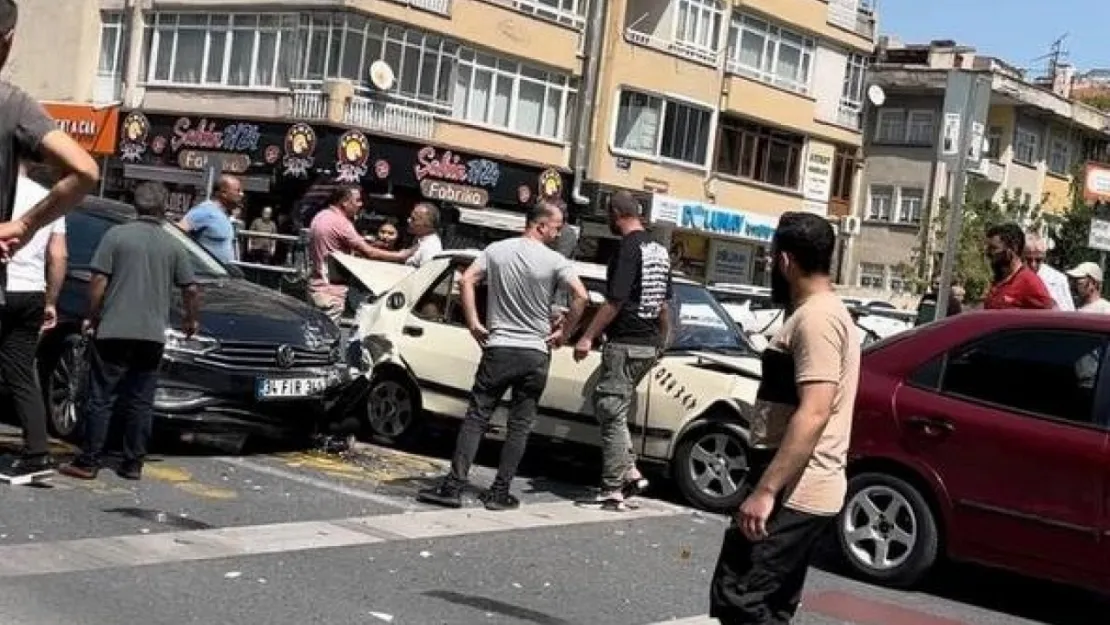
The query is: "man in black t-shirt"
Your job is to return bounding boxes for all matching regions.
[574,191,672,509]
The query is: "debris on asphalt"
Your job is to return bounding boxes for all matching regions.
[224,571,242,579]
[257,578,267,584]
[419,550,432,558]
[140,528,151,534]
[368,612,394,622]
[511,582,522,589]
[679,546,692,560]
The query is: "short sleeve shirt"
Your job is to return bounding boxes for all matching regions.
[406,233,443,268]
[308,207,364,296]
[183,200,236,264]
[983,266,1055,310]
[7,176,66,293]
[604,230,673,345]
[750,292,861,516]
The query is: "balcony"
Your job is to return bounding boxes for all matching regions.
[291,82,436,140]
[970,158,1006,184]
[623,0,723,67]
[384,0,452,17]
[827,0,876,41]
[482,0,586,28]
[624,28,720,67]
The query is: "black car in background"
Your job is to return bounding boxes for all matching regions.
[37,197,350,446]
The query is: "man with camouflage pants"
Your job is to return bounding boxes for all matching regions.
[574,191,672,509]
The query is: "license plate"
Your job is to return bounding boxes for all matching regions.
[255,376,329,400]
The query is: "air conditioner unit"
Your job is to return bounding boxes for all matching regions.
[842,215,862,236]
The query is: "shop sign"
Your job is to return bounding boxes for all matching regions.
[335,130,370,183]
[709,239,753,284]
[282,123,317,178]
[118,112,151,162]
[177,150,251,174]
[1084,162,1110,205]
[414,146,501,188]
[538,169,563,199]
[42,102,120,156]
[650,194,777,244]
[802,144,834,213]
[171,117,261,153]
[420,179,489,207]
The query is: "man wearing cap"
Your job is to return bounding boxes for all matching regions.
[1066,262,1110,313]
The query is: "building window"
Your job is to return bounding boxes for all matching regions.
[98,12,125,75]
[889,268,912,293]
[985,126,1003,159]
[1014,127,1040,164]
[502,0,586,28]
[726,14,814,94]
[714,117,804,189]
[906,111,935,144]
[875,109,935,145]
[839,53,867,128]
[859,262,885,289]
[1049,134,1071,174]
[897,188,925,224]
[830,147,857,205]
[867,185,893,221]
[453,50,576,141]
[613,89,712,166]
[875,110,905,143]
[146,13,298,88]
[674,0,722,53]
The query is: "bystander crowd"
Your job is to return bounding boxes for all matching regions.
[573,191,671,509]
[59,182,199,481]
[982,223,1055,310]
[419,200,587,511]
[710,212,860,625]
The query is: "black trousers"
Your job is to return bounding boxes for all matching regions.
[448,346,551,488]
[709,450,834,625]
[0,291,48,457]
[76,339,164,468]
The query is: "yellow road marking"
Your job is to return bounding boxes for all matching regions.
[144,464,238,500]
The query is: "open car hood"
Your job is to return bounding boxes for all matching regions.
[688,351,762,379]
[329,252,415,298]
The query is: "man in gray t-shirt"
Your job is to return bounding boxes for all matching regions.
[60,183,200,482]
[418,201,588,511]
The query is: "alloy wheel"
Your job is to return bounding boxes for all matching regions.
[685,431,748,501]
[841,484,919,571]
[49,342,84,438]
[367,379,414,439]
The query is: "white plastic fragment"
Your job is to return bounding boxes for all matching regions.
[224,571,242,579]
[369,612,394,622]
[419,550,432,558]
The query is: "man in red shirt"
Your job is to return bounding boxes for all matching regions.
[982,223,1055,310]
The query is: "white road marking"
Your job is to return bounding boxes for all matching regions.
[0,499,685,579]
[640,617,715,625]
[215,456,422,511]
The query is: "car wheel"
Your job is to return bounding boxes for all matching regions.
[673,424,750,512]
[47,336,86,441]
[366,375,421,443]
[837,473,940,588]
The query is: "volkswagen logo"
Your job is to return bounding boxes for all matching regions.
[275,345,296,369]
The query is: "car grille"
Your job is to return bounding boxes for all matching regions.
[198,341,336,370]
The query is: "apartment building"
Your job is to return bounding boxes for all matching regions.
[850,40,1110,295]
[573,0,877,284]
[8,0,589,247]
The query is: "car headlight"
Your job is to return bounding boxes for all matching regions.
[164,329,220,355]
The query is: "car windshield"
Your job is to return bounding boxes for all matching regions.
[669,283,756,355]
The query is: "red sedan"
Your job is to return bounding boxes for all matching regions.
[837,310,1110,593]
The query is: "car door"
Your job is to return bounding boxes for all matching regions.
[394,261,481,418]
[894,329,1108,578]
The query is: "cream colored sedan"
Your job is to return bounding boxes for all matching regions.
[334,250,762,511]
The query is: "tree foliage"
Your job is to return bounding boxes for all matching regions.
[1046,176,1100,271]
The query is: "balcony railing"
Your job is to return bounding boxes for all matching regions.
[484,0,585,28]
[624,28,720,67]
[836,98,863,130]
[347,97,436,140]
[292,87,327,120]
[827,0,876,40]
[384,0,452,16]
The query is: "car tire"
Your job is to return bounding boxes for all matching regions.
[45,335,87,441]
[672,424,750,513]
[837,472,940,588]
[365,373,422,444]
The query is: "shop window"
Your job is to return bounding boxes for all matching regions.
[726,14,814,94]
[146,13,297,88]
[613,88,712,166]
[714,116,803,189]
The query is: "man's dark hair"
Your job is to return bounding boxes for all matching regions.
[0,0,17,34]
[772,211,836,275]
[986,222,1025,255]
[325,185,359,207]
[132,182,168,218]
[609,191,641,218]
[526,199,563,226]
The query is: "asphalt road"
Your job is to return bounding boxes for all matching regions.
[0,424,1104,625]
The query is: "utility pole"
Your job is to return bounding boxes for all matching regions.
[934,71,993,321]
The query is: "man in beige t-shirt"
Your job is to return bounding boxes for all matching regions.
[711,212,860,625]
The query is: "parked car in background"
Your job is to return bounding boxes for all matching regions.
[38,198,351,448]
[337,251,763,511]
[838,310,1110,594]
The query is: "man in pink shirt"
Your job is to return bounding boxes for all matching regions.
[308,186,413,321]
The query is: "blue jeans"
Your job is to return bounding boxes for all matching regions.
[76,339,164,468]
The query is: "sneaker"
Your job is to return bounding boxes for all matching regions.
[479,485,520,511]
[58,462,99,480]
[416,478,464,509]
[621,472,649,499]
[9,455,55,475]
[116,462,143,481]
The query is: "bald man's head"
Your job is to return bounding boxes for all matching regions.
[1023,231,1049,271]
[214,175,244,210]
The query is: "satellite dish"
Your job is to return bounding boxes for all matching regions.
[867,84,886,106]
[369,60,395,91]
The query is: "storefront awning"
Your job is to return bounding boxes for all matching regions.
[123,164,271,193]
[457,207,526,232]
